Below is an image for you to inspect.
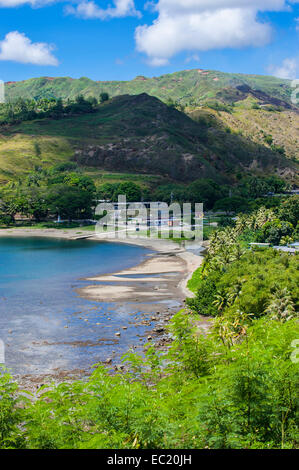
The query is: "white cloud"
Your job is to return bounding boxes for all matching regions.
[270,58,298,79]
[135,0,299,65]
[185,53,200,64]
[0,31,58,65]
[0,0,51,6]
[65,0,140,19]
[0,0,34,5]
[147,56,168,66]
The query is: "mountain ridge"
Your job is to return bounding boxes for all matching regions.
[5,69,296,110]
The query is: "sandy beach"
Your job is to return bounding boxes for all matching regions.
[0,228,206,387]
[0,227,205,300]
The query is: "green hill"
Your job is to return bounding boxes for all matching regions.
[0,93,297,186]
[5,69,295,109]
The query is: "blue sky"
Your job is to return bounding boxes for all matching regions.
[0,0,299,82]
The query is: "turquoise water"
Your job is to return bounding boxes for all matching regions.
[0,236,153,376]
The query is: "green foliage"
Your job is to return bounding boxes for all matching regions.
[0,368,26,449]
[62,172,96,194]
[256,219,294,245]
[205,101,234,113]
[187,269,222,316]
[196,318,299,449]
[97,182,118,200]
[186,267,203,294]
[279,196,299,226]
[0,165,97,223]
[152,180,229,208]
[0,95,97,125]
[188,179,223,210]
[248,196,282,211]
[265,287,296,322]
[213,196,249,214]
[0,201,298,448]
[263,134,273,145]
[0,313,298,449]
[100,92,109,103]
[46,184,94,220]
[0,70,298,449]
[152,184,187,204]
[271,144,286,156]
[97,181,143,202]
[235,207,276,233]
[216,250,298,319]
[117,182,142,202]
[218,216,236,227]
[188,205,299,319]
[239,176,288,199]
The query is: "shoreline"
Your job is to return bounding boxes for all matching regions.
[0,227,205,297]
[0,228,205,389]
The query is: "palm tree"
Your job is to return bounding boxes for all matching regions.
[265,288,296,322]
[213,291,228,313]
[232,243,246,261]
[227,279,245,304]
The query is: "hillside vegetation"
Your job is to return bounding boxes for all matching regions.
[0,92,297,186]
[5,69,295,108]
[188,96,299,163]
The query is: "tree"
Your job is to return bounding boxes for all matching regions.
[100,92,109,103]
[63,173,96,194]
[153,184,187,204]
[0,189,23,224]
[46,185,94,221]
[257,219,294,245]
[87,96,98,107]
[97,183,118,201]
[19,187,48,221]
[117,182,142,202]
[65,95,94,115]
[97,181,142,202]
[279,196,299,226]
[265,176,288,194]
[265,288,296,322]
[240,176,287,199]
[188,179,223,210]
[213,197,249,215]
[52,98,64,117]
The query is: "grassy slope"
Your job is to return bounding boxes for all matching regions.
[0,133,73,182]
[0,93,219,184]
[188,96,299,163]
[220,103,299,162]
[0,93,298,186]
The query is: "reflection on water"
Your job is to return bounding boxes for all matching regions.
[0,237,153,375]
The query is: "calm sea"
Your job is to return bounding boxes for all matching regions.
[0,236,153,376]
